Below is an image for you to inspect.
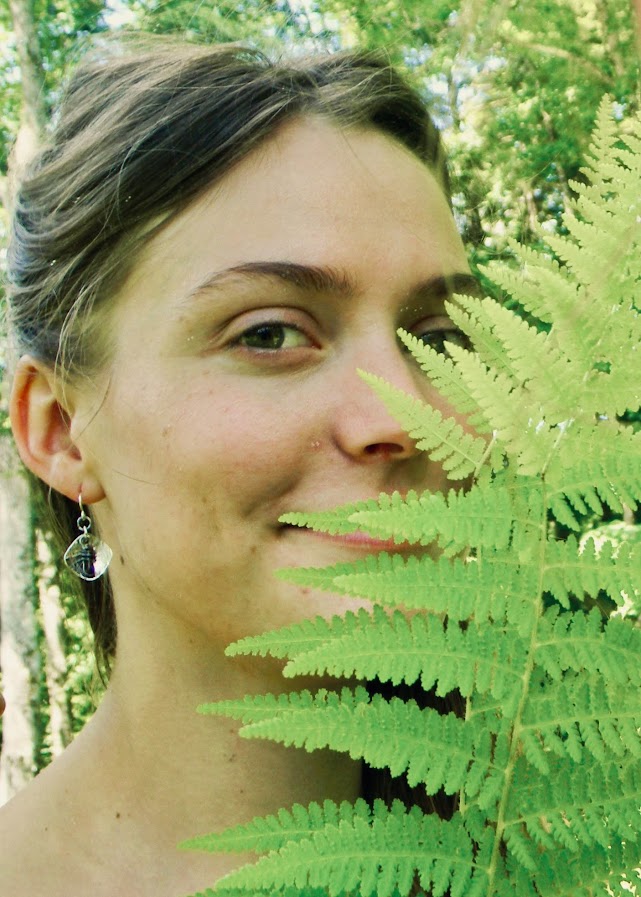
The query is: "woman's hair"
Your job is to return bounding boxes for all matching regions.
[6,38,450,670]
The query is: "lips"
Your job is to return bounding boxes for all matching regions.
[281,525,417,552]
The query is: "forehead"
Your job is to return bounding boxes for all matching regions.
[115,118,468,316]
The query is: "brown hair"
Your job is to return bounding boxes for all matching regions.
[6,37,450,672]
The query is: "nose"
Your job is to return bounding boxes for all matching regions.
[331,342,428,462]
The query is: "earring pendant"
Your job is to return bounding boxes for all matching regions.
[63,496,112,581]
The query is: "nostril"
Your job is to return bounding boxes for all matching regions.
[364,442,405,457]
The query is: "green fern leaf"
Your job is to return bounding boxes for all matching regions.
[521,672,641,764]
[281,475,542,555]
[438,295,520,384]
[506,755,641,853]
[509,839,641,897]
[479,248,568,326]
[188,888,332,897]
[357,371,488,479]
[281,610,525,708]
[535,608,641,688]
[542,535,641,607]
[224,614,341,661]
[279,496,383,535]
[443,343,557,475]
[276,551,536,629]
[179,798,373,855]
[197,688,340,724]
[396,329,489,427]
[346,479,519,553]
[456,295,582,426]
[545,428,641,526]
[213,807,480,897]
[212,686,476,793]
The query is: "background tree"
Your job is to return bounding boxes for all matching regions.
[0,0,107,801]
[0,0,639,804]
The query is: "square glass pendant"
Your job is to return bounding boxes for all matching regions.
[63,533,113,581]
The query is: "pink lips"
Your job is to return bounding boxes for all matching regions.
[286,527,415,552]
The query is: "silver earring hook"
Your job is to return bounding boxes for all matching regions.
[77,493,92,536]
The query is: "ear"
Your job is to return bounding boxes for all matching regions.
[9,355,105,504]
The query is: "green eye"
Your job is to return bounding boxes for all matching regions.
[237,323,310,350]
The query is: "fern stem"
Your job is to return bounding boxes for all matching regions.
[483,490,549,895]
[474,430,498,478]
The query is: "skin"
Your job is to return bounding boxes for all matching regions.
[3,118,473,896]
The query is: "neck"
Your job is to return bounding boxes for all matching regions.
[76,619,361,877]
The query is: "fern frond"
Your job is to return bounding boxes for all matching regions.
[225,613,342,661]
[180,798,373,855]
[472,298,582,425]
[443,343,557,475]
[505,754,641,853]
[580,95,619,183]
[521,672,641,764]
[279,496,382,535]
[479,249,567,325]
[504,839,641,897]
[213,806,481,897]
[396,329,489,426]
[583,365,641,419]
[357,371,487,479]
[187,888,329,897]
[210,685,476,793]
[276,551,536,629]
[542,535,641,608]
[546,429,641,526]
[439,295,520,384]
[197,688,348,724]
[281,611,525,709]
[345,479,522,553]
[535,608,641,688]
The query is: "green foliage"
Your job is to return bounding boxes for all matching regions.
[183,99,641,896]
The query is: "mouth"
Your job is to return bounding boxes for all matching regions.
[280,525,418,553]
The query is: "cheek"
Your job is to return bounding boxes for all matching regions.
[95,374,323,508]
[175,385,311,484]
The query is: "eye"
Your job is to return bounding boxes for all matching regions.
[234,322,312,351]
[411,323,472,357]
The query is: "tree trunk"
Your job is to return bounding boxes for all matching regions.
[36,533,72,757]
[0,0,47,804]
[6,0,46,197]
[633,0,641,51]
[0,445,39,806]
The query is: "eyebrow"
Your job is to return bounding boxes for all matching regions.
[182,260,482,305]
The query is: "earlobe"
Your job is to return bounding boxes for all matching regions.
[9,355,104,504]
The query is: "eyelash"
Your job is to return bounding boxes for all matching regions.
[409,326,473,356]
[229,318,471,357]
[231,321,313,352]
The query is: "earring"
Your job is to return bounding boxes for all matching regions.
[63,495,112,581]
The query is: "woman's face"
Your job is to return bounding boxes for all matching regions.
[75,118,475,649]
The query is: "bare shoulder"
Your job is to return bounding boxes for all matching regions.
[0,745,120,897]
[0,769,72,897]
[0,752,231,897]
